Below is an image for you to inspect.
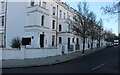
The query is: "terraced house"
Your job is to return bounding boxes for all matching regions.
[0,0,106,54]
[24,0,84,52]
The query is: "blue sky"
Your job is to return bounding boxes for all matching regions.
[62,0,118,36]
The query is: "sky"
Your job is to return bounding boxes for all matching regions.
[61,0,118,36]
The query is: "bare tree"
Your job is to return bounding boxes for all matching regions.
[105,30,118,42]
[66,2,105,52]
[101,1,120,14]
[87,11,97,49]
[96,18,104,48]
[101,1,120,44]
[68,2,94,53]
[75,2,90,53]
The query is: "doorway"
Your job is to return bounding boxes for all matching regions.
[68,38,70,50]
[40,34,44,48]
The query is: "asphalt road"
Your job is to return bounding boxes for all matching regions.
[2,46,119,73]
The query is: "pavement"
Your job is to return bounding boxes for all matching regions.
[1,46,105,68]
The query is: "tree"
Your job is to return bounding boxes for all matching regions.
[104,30,118,42]
[10,37,21,49]
[67,2,97,53]
[101,1,120,44]
[87,11,97,49]
[101,1,120,14]
[76,2,90,53]
[97,18,104,47]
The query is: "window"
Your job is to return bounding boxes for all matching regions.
[59,10,62,18]
[30,0,35,6]
[72,38,74,43]
[0,33,4,48]
[67,12,70,19]
[39,0,41,6]
[22,38,31,45]
[59,24,62,31]
[76,38,79,44]
[52,35,55,46]
[41,15,44,26]
[64,13,66,19]
[2,16,4,26]
[52,20,55,29]
[1,1,5,13]
[42,1,46,8]
[59,37,62,44]
[53,6,56,15]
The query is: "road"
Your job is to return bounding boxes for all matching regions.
[2,46,119,73]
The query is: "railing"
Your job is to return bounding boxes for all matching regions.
[75,44,80,50]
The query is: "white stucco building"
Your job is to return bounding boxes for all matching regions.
[0,0,106,54]
[24,0,80,51]
[0,1,27,48]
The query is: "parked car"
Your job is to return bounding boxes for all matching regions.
[107,43,113,48]
[113,40,119,47]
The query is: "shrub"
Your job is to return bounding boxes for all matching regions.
[10,37,21,48]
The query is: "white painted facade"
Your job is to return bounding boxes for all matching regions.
[0,0,106,54]
[0,1,27,48]
[24,0,84,52]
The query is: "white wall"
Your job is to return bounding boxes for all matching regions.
[2,49,22,60]
[2,46,62,60]
[6,2,27,48]
[2,40,106,60]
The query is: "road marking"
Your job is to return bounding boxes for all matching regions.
[91,62,108,71]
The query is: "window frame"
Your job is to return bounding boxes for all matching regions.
[76,38,79,44]
[41,15,44,26]
[52,20,55,29]
[1,1,5,13]
[59,24,62,31]
[2,16,4,26]
[53,6,56,15]
[59,37,62,44]
[52,35,55,46]
[72,38,74,43]
[64,13,66,19]
[59,10,62,18]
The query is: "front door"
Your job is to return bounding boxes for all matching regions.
[68,38,70,50]
[40,34,44,48]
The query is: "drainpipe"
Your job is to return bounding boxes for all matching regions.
[56,5,58,47]
[4,0,7,48]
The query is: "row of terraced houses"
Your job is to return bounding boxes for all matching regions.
[0,0,107,60]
